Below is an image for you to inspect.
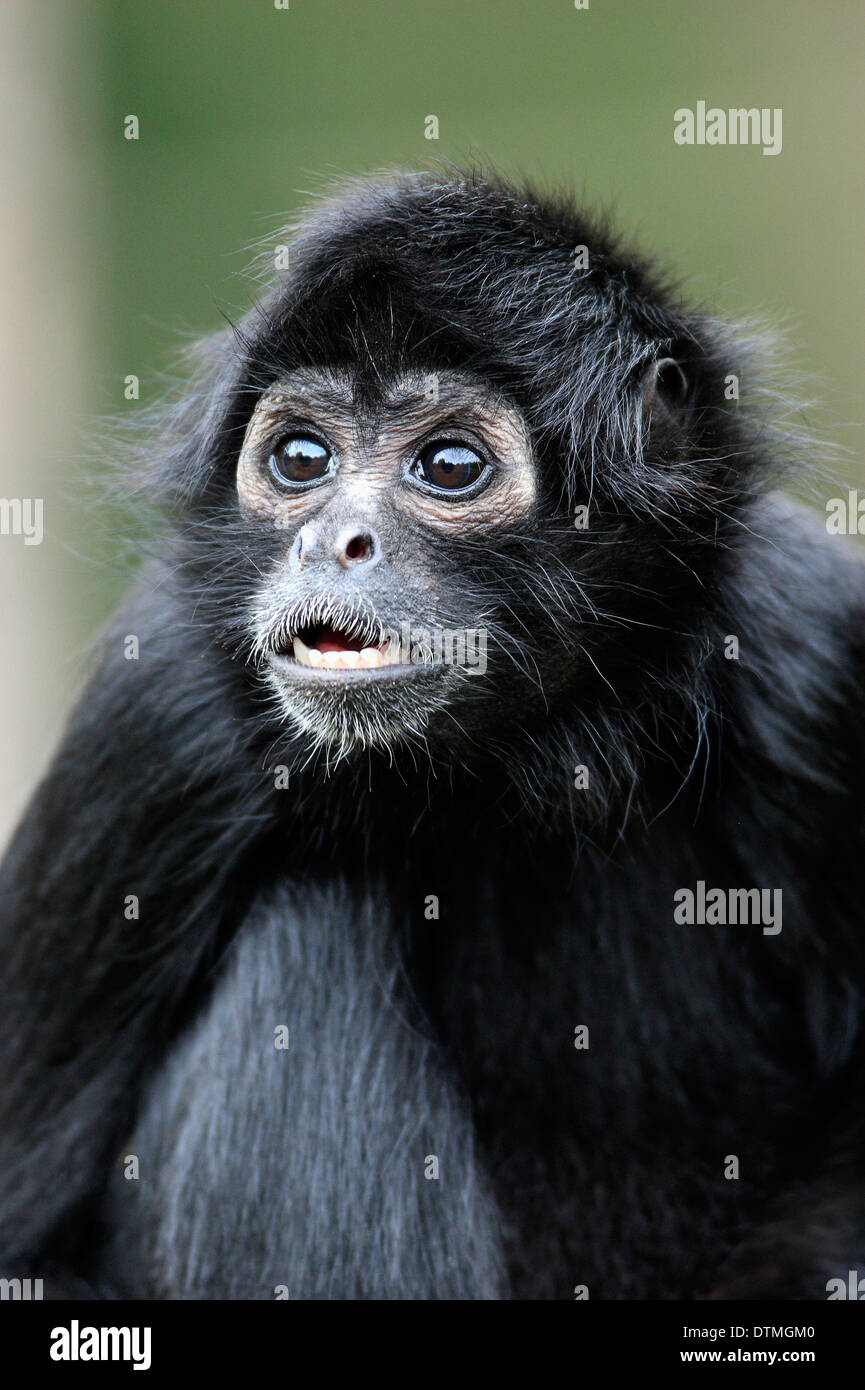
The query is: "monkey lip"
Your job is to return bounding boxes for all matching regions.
[269,623,445,683]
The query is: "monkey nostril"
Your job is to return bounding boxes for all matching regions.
[345,535,368,561]
[337,527,380,569]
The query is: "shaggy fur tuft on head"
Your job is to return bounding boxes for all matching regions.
[105,168,809,824]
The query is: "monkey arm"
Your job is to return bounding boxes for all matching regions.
[0,566,274,1263]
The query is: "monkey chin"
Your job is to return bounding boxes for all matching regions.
[262,654,461,764]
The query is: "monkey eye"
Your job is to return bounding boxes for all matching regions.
[410,440,490,495]
[269,435,335,488]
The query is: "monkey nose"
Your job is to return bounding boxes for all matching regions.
[289,524,318,570]
[335,525,381,569]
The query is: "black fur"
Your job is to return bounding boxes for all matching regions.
[1,169,863,1299]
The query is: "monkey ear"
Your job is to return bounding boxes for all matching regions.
[639,356,689,417]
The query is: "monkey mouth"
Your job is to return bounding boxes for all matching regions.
[268,621,446,685]
[287,623,401,671]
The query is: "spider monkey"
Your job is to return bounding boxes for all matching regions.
[1,170,864,1300]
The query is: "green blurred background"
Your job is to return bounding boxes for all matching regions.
[2,0,864,843]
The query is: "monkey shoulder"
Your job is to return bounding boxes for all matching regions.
[718,492,865,760]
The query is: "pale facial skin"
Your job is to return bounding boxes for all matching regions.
[236,366,536,537]
[234,367,539,755]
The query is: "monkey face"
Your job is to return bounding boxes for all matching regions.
[235,367,541,757]
[184,173,741,778]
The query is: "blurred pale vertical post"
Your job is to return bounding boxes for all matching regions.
[0,4,96,851]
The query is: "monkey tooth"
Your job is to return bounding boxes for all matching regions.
[291,634,403,670]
